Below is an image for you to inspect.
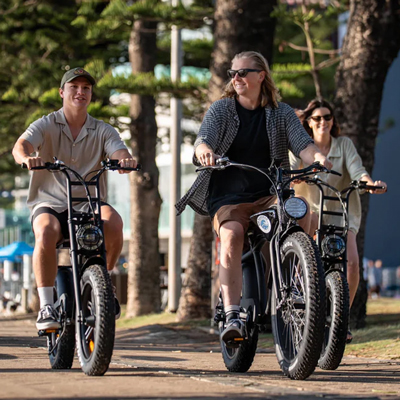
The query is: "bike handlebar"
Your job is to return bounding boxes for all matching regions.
[196,157,341,178]
[22,159,141,172]
[348,180,387,193]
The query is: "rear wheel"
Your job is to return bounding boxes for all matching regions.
[76,264,115,376]
[219,314,258,372]
[318,270,349,370]
[49,287,75,369]
[271,231,325,380]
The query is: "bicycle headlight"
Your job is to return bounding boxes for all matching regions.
[77,224,104,251]
[257,215,272,234]
[321,234,346,258]
[284,197,308,219]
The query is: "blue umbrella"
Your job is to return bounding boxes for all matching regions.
[0,241,34,262]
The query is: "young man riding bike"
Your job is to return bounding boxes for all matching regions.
[12,67,137,331]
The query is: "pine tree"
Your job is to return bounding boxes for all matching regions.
[334,0,400,329]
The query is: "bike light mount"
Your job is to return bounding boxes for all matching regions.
[76,223,104,251]
[284,197,308,219]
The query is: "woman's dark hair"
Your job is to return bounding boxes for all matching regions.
[296,98,341,138]
[221,51,281,108]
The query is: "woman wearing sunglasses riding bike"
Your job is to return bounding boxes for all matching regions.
[290,98,387,343]
[176,51,332,346]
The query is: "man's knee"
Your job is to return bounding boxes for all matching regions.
[33,216,62,246]
[102,210,123,243]
[219,221,244,245]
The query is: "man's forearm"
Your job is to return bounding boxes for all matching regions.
[299,143,333,169]
[12,139,34,165]
[299,143,321,165]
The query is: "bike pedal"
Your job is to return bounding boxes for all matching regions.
[38,329,56,337]
[225,340,241,349]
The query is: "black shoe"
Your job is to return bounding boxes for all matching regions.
[220,318,246,348]
[36,305,61,330]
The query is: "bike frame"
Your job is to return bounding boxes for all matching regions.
[28,159,139,335]
[204,159,329,325]
[61,165,107,327]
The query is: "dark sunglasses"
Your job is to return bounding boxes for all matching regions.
[309,114,333,122]
[227,68,262,79]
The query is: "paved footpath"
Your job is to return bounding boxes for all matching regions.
[0,316,399,400]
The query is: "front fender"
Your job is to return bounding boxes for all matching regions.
[278,225,304,247]
[81,256,106,274]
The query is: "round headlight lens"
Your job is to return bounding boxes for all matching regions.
[284,197,308,219]
[77,224,104,250]
[321,234,346,257]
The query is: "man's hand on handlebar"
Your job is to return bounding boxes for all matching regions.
[22,157,45,170]
[198,150,220,167]
[313,153,333,171]
[118,157,138,174]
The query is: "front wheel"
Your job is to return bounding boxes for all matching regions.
[318,270,349,370]
[271,231,325,380]
[76,264,115,376]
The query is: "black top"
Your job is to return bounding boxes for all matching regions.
[207,98,272,218]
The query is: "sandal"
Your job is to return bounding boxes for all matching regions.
[346,330,353,344]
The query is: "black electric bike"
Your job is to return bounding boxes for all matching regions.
[198,158,328,380]
[25,158,140,376]
[296,175,386,370]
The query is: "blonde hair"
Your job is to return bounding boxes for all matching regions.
[221,51,281,108]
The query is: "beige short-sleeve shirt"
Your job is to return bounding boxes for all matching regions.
[20,108,128,215]
[289,136,368,234]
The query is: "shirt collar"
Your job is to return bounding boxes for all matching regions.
[55,108,96,130]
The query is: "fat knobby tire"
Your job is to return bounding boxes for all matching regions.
[49,323,75,369]
[76,264,115,376]
[271,231,326,380]
[220,323,259,372]
[318,270,349,370]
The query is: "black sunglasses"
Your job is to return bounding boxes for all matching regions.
[309,114,333,122]
[227,68,262,79]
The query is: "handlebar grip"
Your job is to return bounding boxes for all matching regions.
[330,170,342,176]
[121,164,141,171]
[21,163,49,170]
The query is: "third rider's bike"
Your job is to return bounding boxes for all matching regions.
[297,175,386,370]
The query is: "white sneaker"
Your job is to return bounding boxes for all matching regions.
[36,305,61,331]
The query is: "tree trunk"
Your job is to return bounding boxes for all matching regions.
[177,0,277,321]
[334,0,400,328]
[127,18,162,317]
[176,214,214,320]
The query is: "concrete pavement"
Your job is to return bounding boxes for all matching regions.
[0,316,399,399]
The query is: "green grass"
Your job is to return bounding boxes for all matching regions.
[345,298,400,359]
[116,309,177,329]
